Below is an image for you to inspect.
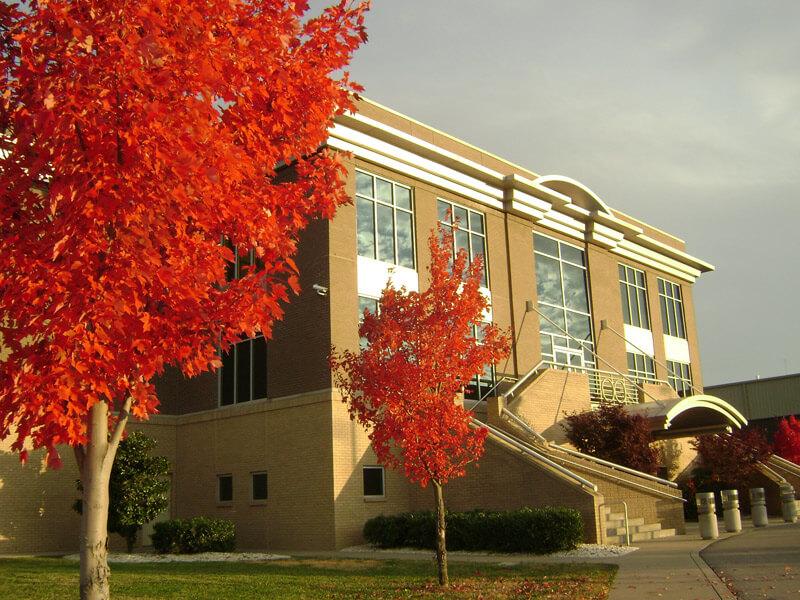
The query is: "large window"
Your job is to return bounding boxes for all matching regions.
[437,199,488,287]
[356,170,414,268]
[658,278,686,338]
[251,472,268,501]
[534,233,595,370]
[619,265,650,329]
[627,352,656,383]
[667,361,693,397]
[220,334,267,405]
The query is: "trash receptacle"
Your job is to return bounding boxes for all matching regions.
[721,489,741,533]
[780,484,797,523]
[749,487,768,527]
[696,491,719,539]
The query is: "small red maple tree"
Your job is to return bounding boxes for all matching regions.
[0,1,366,598]
[774,416,800,464]
[692,428,773,489]
[330,225,510,587]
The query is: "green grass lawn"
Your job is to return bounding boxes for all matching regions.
[0,556,616,599]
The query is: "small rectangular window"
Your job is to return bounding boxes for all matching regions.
[218,475,233,503]
[251,472,268,501]
[362,466,385,497]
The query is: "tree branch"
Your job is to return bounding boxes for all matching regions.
[103,395,132,475]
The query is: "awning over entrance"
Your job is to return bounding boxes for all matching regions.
[624,395,748,440]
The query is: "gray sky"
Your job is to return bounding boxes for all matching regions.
[317,0,800,386]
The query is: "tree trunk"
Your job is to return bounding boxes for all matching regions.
[433,480,449,587]
[77,402,113,600]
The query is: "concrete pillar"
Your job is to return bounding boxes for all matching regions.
[696,491,719,540]
[721,489,741,533]
[749,488,769,527]
[780,484,798,523]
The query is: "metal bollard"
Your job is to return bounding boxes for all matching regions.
[750,487,769,527]
[780,484,797,523]
[696,491,719,539]
[721,489,742,533]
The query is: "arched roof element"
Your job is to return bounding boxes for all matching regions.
[624,395,748,440]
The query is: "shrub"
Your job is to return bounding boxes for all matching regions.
[151,518,236,554]
[363,506,583,554]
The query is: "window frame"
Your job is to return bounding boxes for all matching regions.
[219,333,267,406]
[619,264,650,329]
[667,360,693,397]
[355,169,415,269]
[658,278,687,339]
[626,351,656,383]
[362,465,385,499]
[217,474,233,504]
[251,471,268,503]
[533,232,596,371]
[437,198,489,288]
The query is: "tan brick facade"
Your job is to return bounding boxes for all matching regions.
[3,98,745,555]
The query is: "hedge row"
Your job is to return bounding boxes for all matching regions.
[363,506,583,554]
[150,517,236,554]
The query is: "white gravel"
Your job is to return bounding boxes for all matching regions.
[63,552,290,563]
[63,543,636,563]
[340,543,638,559]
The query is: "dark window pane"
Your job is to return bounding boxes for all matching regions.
[236,340,251,403]
[396,211,414,268]
[566,311,591,341]
[375,178,393,203]
[218,475,233,502]
[629,286,640,326]
[540,333,553,356]
[533,233,559,257]
[356,171,373,198]
[221,348,235,406]
[376,204,395,263]
[469,211,484,234]
[252,473,268,501]
[562,263,588,312]
[252,335,267,400]
[539,305,565,334]
[395,186,412,210]
[356,196,375,259]
[363,467,384,496]
[619,264,627,281]
[437,200,451,223]
[453,206,468,226]
[560,244,584,266]
[455,229,469,256]
[638,288,650,329]
[620,282,631,324]
[535,255,563,306]
[471,234,487,286]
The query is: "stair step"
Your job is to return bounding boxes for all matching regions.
[605,516,644,527]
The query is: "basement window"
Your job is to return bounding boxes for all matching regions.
[362,466,385,498]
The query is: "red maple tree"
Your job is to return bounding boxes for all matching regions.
[330,226,511,586]
[774,415,800,464]
[692,428,773,489]
[0,1,366,598]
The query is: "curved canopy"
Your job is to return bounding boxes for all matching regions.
[624,395,748,440]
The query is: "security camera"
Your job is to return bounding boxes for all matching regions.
[312,284,329,297]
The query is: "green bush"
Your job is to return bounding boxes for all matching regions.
[151,518,236,554]
[363,506,583,554]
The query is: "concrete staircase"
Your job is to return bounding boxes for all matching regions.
[605,508,677,544]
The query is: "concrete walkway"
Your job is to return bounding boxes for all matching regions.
[310,519,796,599]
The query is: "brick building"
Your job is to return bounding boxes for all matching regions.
[1,98,749,554]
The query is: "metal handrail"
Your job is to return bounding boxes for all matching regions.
[599,501,630,546]
[500,408,549,444]
[465,376,516,411]
[770,454,800,473]
[471,418,598,492]
[500,408,684,502]
[540,361,671,405]
[599,320,704,398]
[530,305,665,407]
[548,443,678,488]
[503,359,546,399]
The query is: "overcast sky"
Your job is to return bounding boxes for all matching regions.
[316,0,800,386]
